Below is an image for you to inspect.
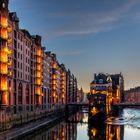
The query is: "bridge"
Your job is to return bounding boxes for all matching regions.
[67,102,140,108]
[67,102,89,107]
[113,102,140,107]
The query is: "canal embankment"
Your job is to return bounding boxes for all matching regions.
[0,108,65,140]
[0,106,78,140]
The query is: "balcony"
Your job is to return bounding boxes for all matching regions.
[36,48,41,56]
[36,71,41,78]
[36,86,41,95]
[0,63,8,74]
[52,74,56,80]
[0,78,8,91]
[36,56,41,63]
[0,52,8,63]
[52,63,57,69]
[0,28,8,40]
[62,89,65,92]
[0,16,8,28]
[36,64,41,71]
[62,95,65,98]
[52,85,56,90]
[36,78,41,85]
[1,46,11,54]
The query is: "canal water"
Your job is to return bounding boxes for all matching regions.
[16,108,140,140]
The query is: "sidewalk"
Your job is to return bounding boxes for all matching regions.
[0,113,63,140]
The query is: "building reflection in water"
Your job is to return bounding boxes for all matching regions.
[89,123,124,140]
[18,112,85,140]
[15,112,125,140]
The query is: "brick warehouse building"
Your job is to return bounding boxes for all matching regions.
[124,87,140,103]
[0,0,78,114]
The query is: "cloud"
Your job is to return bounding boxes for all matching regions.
[46,0,139,38]
[10,0,140,39]
[57,50,82,56]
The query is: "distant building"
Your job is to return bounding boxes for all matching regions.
[90,73,124,104]
[124,87,140,103]
[77,87,84,103]
[89,73,124,115]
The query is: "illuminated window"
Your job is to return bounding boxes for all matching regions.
[2,3,6,8]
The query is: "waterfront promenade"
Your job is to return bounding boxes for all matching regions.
[0,107,65,140]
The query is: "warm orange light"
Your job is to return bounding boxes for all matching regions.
[2,91,9,105]
[61,132,65,137]
[52,81,56,85]
[8,61,12,66]
[36,48,41,56]
[62,72,65,77]
[52,63,56,68]
[116,88,119,97]
[36,78,41,85]
[38,95,42,104]
[36,56,41,63]
[62,94,65,98]
[2,46,11,54]
[0,52,8,63]
[53,133,57,140]
[91,128,97,137]
[62,85,65,89]
[0,63,8,74]
[0,16,8,28]
[36,86,41,95]
[52,74,56,79]
[116,126,120,140]
[62,89,65,92]
[1,28,8,40]
[36,71,41,78]
[8,71,12,76]
[7,39,12,44]
[0,77,8,91]
[91,107,98,115]
[53,91,56,97]
[52,85,56,90]
[7,27,12,33]
[36,64,41,70]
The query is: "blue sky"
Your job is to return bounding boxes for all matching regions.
[9,0,140,92]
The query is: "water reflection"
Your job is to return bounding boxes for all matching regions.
[16,109,140,140]
[89,124,124,140]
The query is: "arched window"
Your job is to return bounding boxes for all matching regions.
[18,83,22,104]
[26,84,30,104]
